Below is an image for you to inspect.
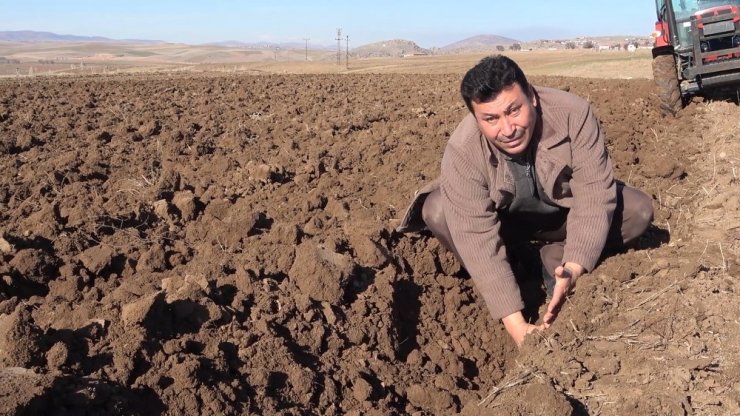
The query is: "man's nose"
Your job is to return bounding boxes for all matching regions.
[499,116,515,137]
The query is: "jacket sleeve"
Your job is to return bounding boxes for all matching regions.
[440,143,524,320]
[562,104,617,271]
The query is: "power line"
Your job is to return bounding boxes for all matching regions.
[345,35,349,70]
[335,28,342,66]
[302,38,310,61]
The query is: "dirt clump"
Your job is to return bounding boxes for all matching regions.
[0,305,44,368]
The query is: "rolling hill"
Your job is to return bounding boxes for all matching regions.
[0,30,162,44]
[439,34,521,54]
[351,39,431,58]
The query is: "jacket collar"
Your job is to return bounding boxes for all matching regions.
[533,86,570,149]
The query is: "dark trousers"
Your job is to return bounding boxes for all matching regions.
[421,183,654,276]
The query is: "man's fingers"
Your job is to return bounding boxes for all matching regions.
[554,265,572,280]
[543,266,577,326]
[549,279,570,310]
[543,281,568,324]
[548,289,563,312]
[543,301,559,325]
[554,265,563,279]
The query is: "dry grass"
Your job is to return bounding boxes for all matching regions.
[201,50,653,79]
[0,42,653,79]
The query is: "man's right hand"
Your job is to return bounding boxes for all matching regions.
[501,311,543,347]
[543,263,584,327]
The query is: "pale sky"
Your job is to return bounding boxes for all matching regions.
[0,0,657,48]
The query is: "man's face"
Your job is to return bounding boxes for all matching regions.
[471,82,538,156]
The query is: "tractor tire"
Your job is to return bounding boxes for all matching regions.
[652,53,683,116]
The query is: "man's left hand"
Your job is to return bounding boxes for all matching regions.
[543,262,584,327]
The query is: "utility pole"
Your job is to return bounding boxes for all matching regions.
[345,35,349,70]
[302,38,310,61]
[336,28,342,66]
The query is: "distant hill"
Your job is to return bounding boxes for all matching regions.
[440,34,521,54]
[0,30,163,44]
[0,30,651,65]
[351,39,430,58]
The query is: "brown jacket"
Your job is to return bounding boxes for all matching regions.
[399,86,616,320]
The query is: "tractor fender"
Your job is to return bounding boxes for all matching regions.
[652,45,674,59]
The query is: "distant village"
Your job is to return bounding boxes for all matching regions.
[389,37,653,59]
[529,37,652,51]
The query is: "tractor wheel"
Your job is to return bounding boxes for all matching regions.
[652,53,683,116]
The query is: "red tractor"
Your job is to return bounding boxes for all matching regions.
[652,0,740,115]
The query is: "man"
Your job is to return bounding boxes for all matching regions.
[397,55,653,346]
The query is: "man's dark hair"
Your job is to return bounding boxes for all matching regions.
[460,55,530,113]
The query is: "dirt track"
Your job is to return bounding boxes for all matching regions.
[0,72,738,415]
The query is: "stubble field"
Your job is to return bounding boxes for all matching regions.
[0,54,739,415]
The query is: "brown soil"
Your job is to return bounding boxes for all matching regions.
[0,72,738,415]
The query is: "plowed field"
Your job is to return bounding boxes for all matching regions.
[1,70,738,415]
